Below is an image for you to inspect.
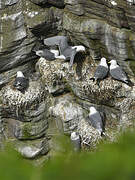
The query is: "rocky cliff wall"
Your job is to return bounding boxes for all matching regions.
[0,0,135,159]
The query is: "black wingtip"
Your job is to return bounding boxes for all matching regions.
[101,131,105,137]
[90,77,95,82]
[125,80,134,87]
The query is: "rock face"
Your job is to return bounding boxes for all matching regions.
[0,0,135,158]
[0,0,63,87]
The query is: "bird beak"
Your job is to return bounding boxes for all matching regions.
[108,61,111,64]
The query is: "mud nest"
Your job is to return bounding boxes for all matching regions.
[80,58,123,102]
[1,80,46,109]
[77,118,102,149]
[36,57,76,90]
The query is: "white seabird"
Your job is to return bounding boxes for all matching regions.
[90,57,109,84]
[13,71,29,92]
[109,59,133,86]
[70,132,81,152]
[88,106,105,136]
[35,49,65,61]
[44,36,85,67]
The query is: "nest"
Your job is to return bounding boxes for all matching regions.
[36,56,124,103]
[77,118,102,149]
[1,80,46,110]
[76,58,122,102]
[36,57,74,93]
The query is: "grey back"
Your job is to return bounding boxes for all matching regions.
[110,66,128,81]
[88,112,103,132]
[44,36,69,54]
[94,65,108,80]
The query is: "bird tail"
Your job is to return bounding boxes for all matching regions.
[125,80,134,87]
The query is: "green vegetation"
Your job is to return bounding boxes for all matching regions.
[1,131,135,180]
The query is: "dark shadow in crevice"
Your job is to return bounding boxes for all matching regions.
[74,52,87,80]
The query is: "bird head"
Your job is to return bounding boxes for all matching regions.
[73,45,85,52]
[109,59,117,66]
[100,57,108,67]
[35,50,43,57]
[101,57,107,63]
[17,71,25,78]
[89,106,97,114]
[70,132,80,141]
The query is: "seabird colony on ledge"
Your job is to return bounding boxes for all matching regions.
[9,34,134,150]
[34,35,133,86]
[90,58,134,87]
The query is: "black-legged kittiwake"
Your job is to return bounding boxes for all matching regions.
[13,71,29,92]
[109,59,134,86]
[87,106,105,136]
[90,57,109,85]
